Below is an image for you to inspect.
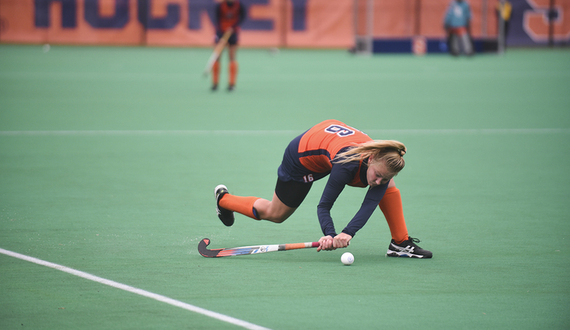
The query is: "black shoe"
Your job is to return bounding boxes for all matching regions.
[211,83,218,91]
[387,237,432,258]
[227,84,235,91]
[214,184,234,226]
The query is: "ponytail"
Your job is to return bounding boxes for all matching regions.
[334,140,407,173]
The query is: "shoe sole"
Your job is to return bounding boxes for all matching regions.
[386,251,431,259]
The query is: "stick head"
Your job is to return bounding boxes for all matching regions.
[198,238,223,258]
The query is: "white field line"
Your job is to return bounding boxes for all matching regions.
[0,130,298,136]
[0,248,271,330]
[0,128,568,136]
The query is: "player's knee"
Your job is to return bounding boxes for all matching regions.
[267,210,292,223]
[260,200,295,223]
[268,214,289,223]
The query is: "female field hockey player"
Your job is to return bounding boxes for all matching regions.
[212,0,246,91]
[215,120,432,258]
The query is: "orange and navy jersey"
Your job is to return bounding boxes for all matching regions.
[284,119,372,186]
[277,120,389,238]
[298,119,371,161]
[216,1,246,33]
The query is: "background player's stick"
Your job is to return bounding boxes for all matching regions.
[202,28,233,77]
[198,238,320,258]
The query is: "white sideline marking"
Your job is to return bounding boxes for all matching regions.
[0,128,568,136]
[0,130,299,136]
[0,248,271,330]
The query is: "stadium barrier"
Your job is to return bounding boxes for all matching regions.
[0,0,567,51]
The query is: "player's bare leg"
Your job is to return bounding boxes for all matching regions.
[252,193,296,223]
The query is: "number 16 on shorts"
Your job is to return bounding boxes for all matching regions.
[303,174,314,183]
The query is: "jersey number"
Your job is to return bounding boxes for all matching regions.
[303,174,314,183]
[325,124,355,137]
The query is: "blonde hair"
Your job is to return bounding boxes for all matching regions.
[334,140,407,173]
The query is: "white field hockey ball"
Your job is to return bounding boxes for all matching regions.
[341,252,354,265]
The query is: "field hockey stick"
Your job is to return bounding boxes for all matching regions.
[202,28,233,77]
[198,238,320,258]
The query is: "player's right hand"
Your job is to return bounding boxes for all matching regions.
[317,235,334,252]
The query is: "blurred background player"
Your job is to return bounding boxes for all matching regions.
[444,0,473,56]
[214,119,432,259]
[212,0,246,91]
[496,0,512,50]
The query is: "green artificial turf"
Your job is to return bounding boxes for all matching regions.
[1,44,569,329]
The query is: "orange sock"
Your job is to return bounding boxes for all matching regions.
[212,61,220,85]
[219,194,260,220]
[229,60,238,86]
[378,187,409,244]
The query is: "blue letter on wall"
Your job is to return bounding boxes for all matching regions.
[138,0,180,29]
[241,0,272,30]
[85,0,129,28]
[188,0,215,30]
[290,0,307,31]
[35,0,77,28]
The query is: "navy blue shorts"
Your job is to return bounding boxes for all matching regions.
[275,133,323,208]
[216,31,239,45]
[274,178,312,208]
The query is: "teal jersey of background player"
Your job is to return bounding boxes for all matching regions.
[444,1,471,27]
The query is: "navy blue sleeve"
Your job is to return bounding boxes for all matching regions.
[341,184,387,237]
[317,162,388,238]
[238,4,246,26]
[317,163,354,237]
[215,4,221,31]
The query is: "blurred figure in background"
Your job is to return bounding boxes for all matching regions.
[212,0,246,91]
[444,0,473,56]
[496,0,512,49]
